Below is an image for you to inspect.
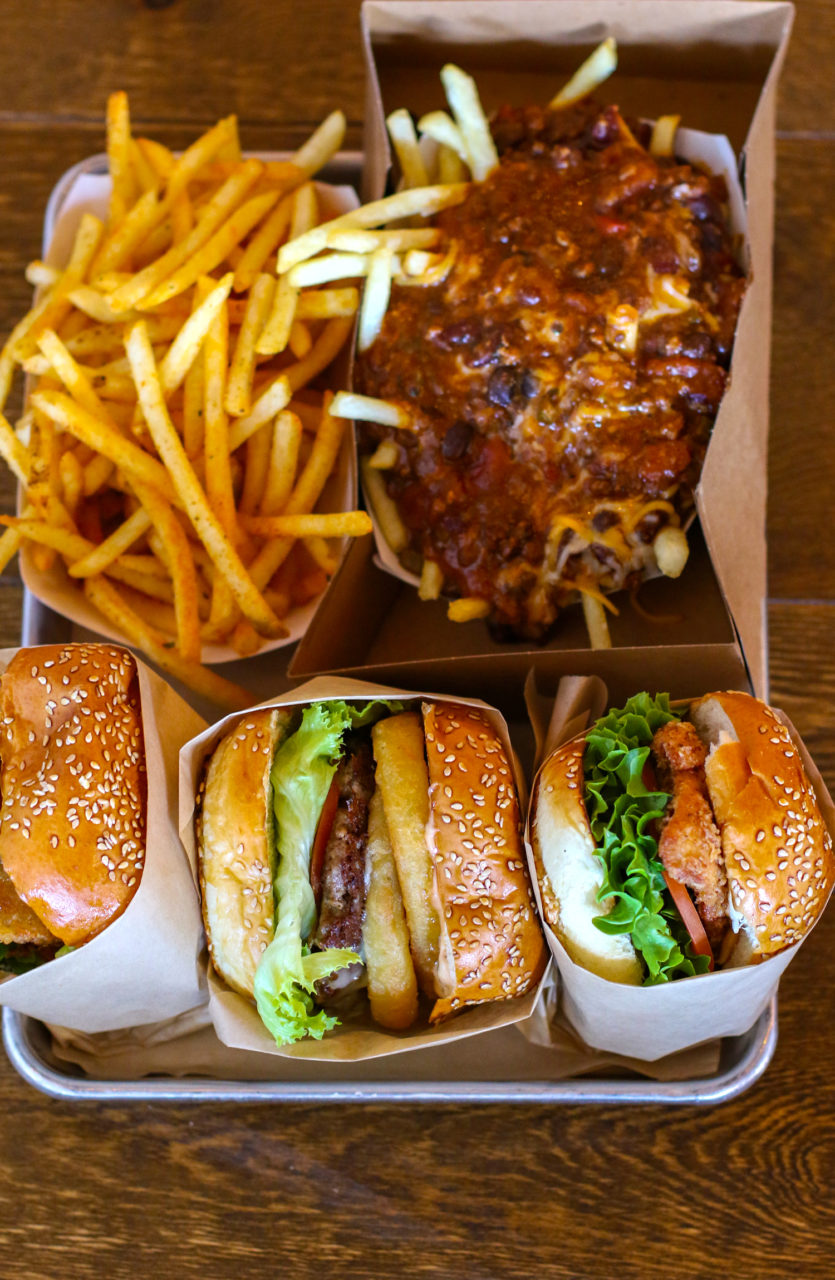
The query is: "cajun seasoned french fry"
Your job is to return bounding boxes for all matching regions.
[10,213,103,360]
[125,321,283,636]
[233,193,294,293]
[109,159,263,312]
[294,286,359,319]
[89,189,165,279]
[132,479,202,664]
[158,272,234,396]
[141,189,279,308]
[259,410,302,516]
[67,506,153,579]
[106,91,137,225]
[256,274,298,358]
[240,511,372,538]
[224,273,275,416]
[58,449,84,519]
[83,575,253,711]
[0,412,33,484]
[202,298,237,535]
[30,389,176,499]
[238,421,273,516]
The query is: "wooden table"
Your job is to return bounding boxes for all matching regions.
[1,2,834,1276]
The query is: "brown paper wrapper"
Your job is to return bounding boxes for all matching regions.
[0,644,208,1031]
[523,676,835,1060]
[178,675,548,1061]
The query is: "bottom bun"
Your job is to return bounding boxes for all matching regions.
[531,737,642,985]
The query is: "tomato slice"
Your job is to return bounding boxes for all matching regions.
[662,869,714,970]
[309,775,340,908]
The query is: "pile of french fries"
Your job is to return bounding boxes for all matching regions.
[0,95,376,709]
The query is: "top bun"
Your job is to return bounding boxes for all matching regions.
[0,644,146,947]
[530,735,642,985]
[691,691,835,961]
[424,700,548,1019]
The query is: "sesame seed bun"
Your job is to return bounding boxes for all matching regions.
[0,643,146,948]
[690,691,835,961]
[0,858,57,947]
[424,701,548,1020]
[197,708,293,998]
[530,736,643,984]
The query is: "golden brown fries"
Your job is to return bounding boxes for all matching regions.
[0,93,370,705]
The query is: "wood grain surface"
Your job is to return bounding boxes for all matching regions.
[0,3,834,1279]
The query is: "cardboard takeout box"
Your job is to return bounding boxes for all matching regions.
[291,0,794,713]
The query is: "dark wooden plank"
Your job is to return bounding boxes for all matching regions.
[769,140,835,600]
[769,601,835,784]
[0,121,361,279]
[778,0,835,136]
[0,583,23,639]
[0,0,832,139]
[6,0,367,131]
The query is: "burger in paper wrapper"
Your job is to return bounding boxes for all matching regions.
[0,642,207,1032]
[526,689,835,1059]
[181,677,548,1062]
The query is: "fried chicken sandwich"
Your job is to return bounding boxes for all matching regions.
[529,690,834,984]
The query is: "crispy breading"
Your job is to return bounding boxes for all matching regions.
[652,720,728,943]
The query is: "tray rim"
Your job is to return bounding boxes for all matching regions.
[0,148,779,1106]
[2,1002,778,1105]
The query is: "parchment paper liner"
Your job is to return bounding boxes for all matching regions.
[0,643,208,1031]
[522,675,835,1061]
[178,675,548,1061]
[22,169,359,664]
[45,990,721,1083]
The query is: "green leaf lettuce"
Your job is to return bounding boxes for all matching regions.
[585,692,711,985]
[253,699,401,1044]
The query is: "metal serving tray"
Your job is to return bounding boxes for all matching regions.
[3,999,777,1105]
[0,153,779,1104]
